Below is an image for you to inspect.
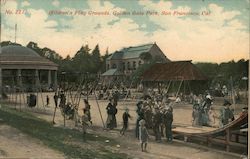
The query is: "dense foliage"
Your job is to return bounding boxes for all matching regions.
[195,60,248,89]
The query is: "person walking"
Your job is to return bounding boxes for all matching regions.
[120,108,132,135]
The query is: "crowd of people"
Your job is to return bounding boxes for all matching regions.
[190,92,235,128]
[102,92,174,151]
[135,96,174,143]
[50,86,242,152]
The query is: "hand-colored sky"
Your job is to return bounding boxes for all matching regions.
[1,0,249,63]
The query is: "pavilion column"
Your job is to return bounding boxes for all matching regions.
[0,68,2,99]
[54,71,58,90]
[17,69,22,88]
[35,69,39,91]
[48,70,51,88]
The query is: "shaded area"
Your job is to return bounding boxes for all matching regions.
[142,61,208,81]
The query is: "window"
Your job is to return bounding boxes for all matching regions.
[133,61,136,70]
[112,64,117,69]
[127,62,130,70]
[138,60,142,65]
[107,64,110,70]
[122,62,125,71]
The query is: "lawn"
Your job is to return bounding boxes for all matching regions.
[0,106,129,159]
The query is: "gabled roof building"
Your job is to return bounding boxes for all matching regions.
[103,42,170,76]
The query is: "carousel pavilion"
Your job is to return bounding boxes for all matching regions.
[0,44,58,97]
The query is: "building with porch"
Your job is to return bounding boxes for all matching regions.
[0,44,58,97]
[103,42,170,78]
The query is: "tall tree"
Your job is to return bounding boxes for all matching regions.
[91,44,102,72]
[72,45,91,73]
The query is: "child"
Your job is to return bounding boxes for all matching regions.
[83,99,92,125]
[139,119,149,152]
[46,95,50,107]
[120,108,131,135]
[82,109,91,135]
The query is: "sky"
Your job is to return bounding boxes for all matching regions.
[1,0,249,63]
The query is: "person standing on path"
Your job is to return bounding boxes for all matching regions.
[53,93,58,107]
[164,107,173,142]
[139,119,149,152]
[83,99,92,125]
[52,92,59,124]
[220,100,234,126]
[106,98,117,129]
[46,95,50,107]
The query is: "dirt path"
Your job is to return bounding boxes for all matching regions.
[2,93,245,159]
[86,127,239,159]
[0,123,65,159]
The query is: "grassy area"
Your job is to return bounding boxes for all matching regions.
[0,106,128,159]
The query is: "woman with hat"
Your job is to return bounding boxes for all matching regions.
[220,100,234,126]
[106,98,117,129]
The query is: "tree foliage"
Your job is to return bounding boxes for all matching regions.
[195,59,248,89]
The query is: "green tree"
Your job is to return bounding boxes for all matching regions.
[90,44,102,73]
[72,45,91,73]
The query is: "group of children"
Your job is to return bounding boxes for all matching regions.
[119,107,149,152]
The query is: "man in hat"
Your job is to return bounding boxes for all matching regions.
[152,107,162,142]
[163,106,173,142]
[220,100,234,126]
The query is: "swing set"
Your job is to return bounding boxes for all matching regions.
[2,73,46,111]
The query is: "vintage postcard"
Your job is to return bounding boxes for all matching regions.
[0,0,249,159]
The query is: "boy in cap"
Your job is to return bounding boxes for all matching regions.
[120,108,132,135]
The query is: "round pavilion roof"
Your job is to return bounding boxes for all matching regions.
[0,45,58,70]
[1,45,40,57]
